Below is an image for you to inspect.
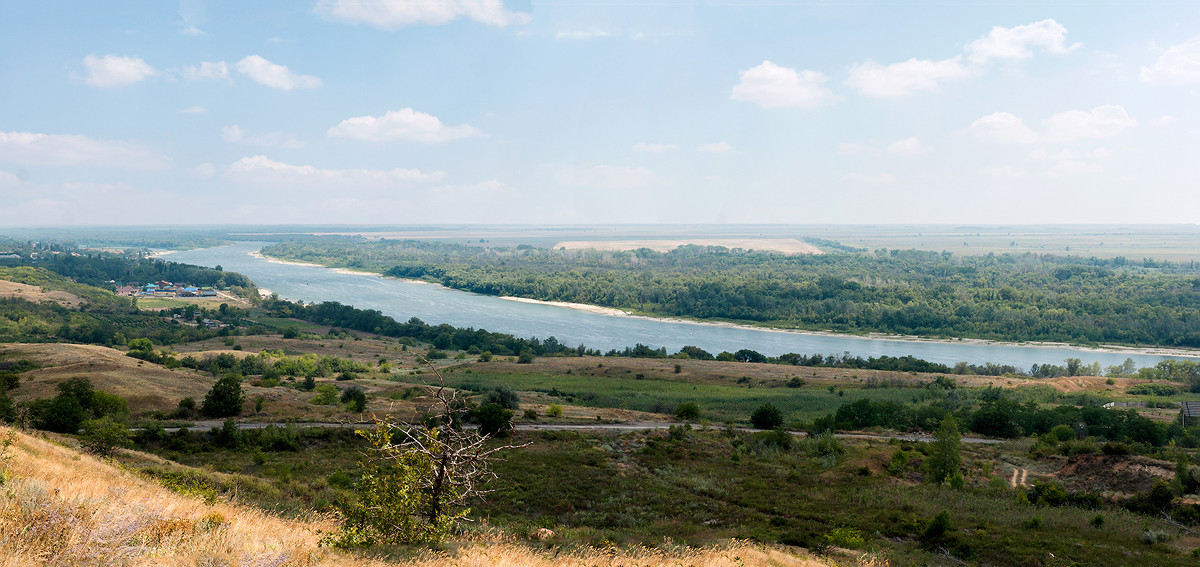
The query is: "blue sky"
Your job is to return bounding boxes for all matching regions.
[1,1,1198,226]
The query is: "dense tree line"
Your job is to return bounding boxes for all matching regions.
[0,240,255,292]
[262,237,1200,347]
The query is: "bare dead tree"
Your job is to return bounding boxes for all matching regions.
[330,357,527,546]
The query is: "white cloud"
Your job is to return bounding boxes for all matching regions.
[1047,159,1104,177]
[887,137,931,156]
[235,55,321,90]
[187,163,216,179]
[1043,105,1136,142]
[969,112,1039,144]
[180,61,229,81]
[1140,36,1200,84]
[222,124,304,148]
[697,142,733,154]
[83,54,157,88]
[0,131,170,170]
[181,25,206,36]
[731,60,839,109]
[1153,115,1178,126]
[843,172,895,184]
[181,105,207,113]
[315,0,531,29]
[965,19,1078,64]
[633,142,677,153]
[846,57,971,98]
[971,107,1134,144]
[556,31,613,40]
[222,125,245,143]
[327,108,481,144]
[227,155,443,189]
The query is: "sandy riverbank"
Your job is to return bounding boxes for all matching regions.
[248,251,1200,360]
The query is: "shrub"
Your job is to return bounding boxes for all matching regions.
[79,416,132,456]
[341,386,367,412]
[39,395,87,433]
[750,403,784,429]
[1091,514,1105,529]
[922,511,951,542]
[485,385,520,410]
[786,377,805,388]
[479,351,493,362]
[1024,516,1043,529]
[516,350,535,364]
[311,384,339,405]
[201,374,244,418]
[822,526,865,549]
[522,408,538,420]
[175,397,197,419]
[1127,383,1180,396]
[546,404,563,418]
[674,401,701,421]
[1050,424,1076,442]
[474,403,513,437]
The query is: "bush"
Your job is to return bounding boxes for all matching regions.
[922,511,950,542]
[38,395,86,433]
[1050,424,1076,442]
[485,386,520,410]
[79,416,132,456]
[522,408,538,420]
[1127,383,1180,396]
[474,403,513,437]
[516,350,534,364]
[341,386,367,412]
[312,384,339,405]
[750,403,784,429]
[674,401,701,421]
[786,377,805,388]
[546,404,563,418]
[201,374,244,418]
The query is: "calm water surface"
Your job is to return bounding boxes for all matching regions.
[165,243,1196,369]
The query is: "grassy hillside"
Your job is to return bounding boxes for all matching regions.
[0,425,825,566]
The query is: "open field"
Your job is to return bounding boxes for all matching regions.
[813,224,1200,261]
[554,238,823,254]
[0,278,82,307]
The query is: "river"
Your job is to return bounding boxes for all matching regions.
[164,242,1196,370]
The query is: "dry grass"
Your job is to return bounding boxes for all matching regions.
[399,542,828,566]
[0,278,82,307]
[1,343,216,412]
[0,426,827,566]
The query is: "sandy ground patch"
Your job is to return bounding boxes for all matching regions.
[0,278,83,307]
[554,238,822,254]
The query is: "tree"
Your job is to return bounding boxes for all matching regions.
[674,401,701,421]
[474,403,513,437]
[79,416,132,456]
[201,373,244,417]
[927,414,962,484]
[341,385,367,412]
[484,385,520,410]
[751,403,784,429]
[328,361,527,547]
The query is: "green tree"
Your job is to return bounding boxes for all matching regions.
[201,373,244,417]
[674,401,701,421]
[79,416,132,456]
[927,414,962,484]
[751,403,784,429]
[341,385,367,412]
[475,403,513,437]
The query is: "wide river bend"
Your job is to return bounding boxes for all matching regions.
[165,243,1197,370]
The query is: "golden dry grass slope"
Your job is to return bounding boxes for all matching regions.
[1,343,215,412]
[0,426,830,567]
[0,278,82,307]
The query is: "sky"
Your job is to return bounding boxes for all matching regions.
[1,1,1199,226]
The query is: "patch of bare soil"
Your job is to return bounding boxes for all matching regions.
[0,278,82,307]
[1053,454,1175,495]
